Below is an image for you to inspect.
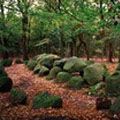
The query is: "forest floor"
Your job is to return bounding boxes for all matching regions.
[0,62,117,120]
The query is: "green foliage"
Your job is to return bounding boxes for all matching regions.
[32,92,62,109]
[106,71,120,97]
[0,76,13,92]
[0,67,7,77]
[47,67,62,80]
[10,88,27,105]
[67,76,84,89]
[83,63,105,85]
[89,82,106,96]
[56,72,71,83]
[0,59,12,67]
[27,60,37,70]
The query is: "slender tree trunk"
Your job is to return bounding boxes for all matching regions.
[108,42,113,63]
[22,14,29,60]
[0,1,9,59]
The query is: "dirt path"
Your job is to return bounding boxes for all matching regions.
[0,64,111,120]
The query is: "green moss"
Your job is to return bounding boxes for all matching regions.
[32,92,62,109]
[83,63,105,85]
[53,58,68,68]
[67,76,84,89]
[106,71,120,97]
[10,88,27,105]
[56,72,71,83]
[0,59,12,67]
[47,67,62,80]
[39,66,49,76]
[63,57,87,73]
[0,76,12,92]
[27,60,37,70]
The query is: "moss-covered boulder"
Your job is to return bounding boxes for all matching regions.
[0,59,12,67]
[27,60,37,70]
[36,54,60,69]
[83,63,105,85]
[56,72,71,83]
[33,64,41,74]
[32,92,62,109]
[10,88,27,105]
[63,57,87,73]
[86,60,94,66]
[67,76,84,89]
[39,66,49,76]
[53,58,68,68]
[106,71,120,97]
[0,77,13,92]
[110,97,120,114]
[89,82,106,96]
[47,67,62,80]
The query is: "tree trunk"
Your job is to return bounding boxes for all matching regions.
[22,14,29,60]
[108,42,113,63]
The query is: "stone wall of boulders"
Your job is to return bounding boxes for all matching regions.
[26,53,120,114]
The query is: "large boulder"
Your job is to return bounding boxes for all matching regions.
[36,54,60,69]
[0,77,13,92]
[39,66,49,76]
[83,63,106,85]
[53,58,68,69]
[32,92,63,109]
[47,67,62,80]
[56,72,71,83]
[106,71,120,97]
[27,60,37,70]
[67,76,84,89]
[63,57,87,73]
[10,88,27,105]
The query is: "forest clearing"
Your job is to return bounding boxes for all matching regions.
[0,0,120,120]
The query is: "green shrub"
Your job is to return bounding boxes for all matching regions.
[27,60,37,70]
[89,82,106,96]
[83,63,105,85]
[23,60,29,65]
[53,58,68,68]
[0,59,12,67]
[56,72,71,83]
[110,97,120,113]
[10,88,27,105]
[0,67,7,77]
[67,76,84,89]
[63,57,87,73]
[39,66,49,76]
[106,71,120,97]
[47,67,62,80]
[0,76,13,92]
[32,92,62,109]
